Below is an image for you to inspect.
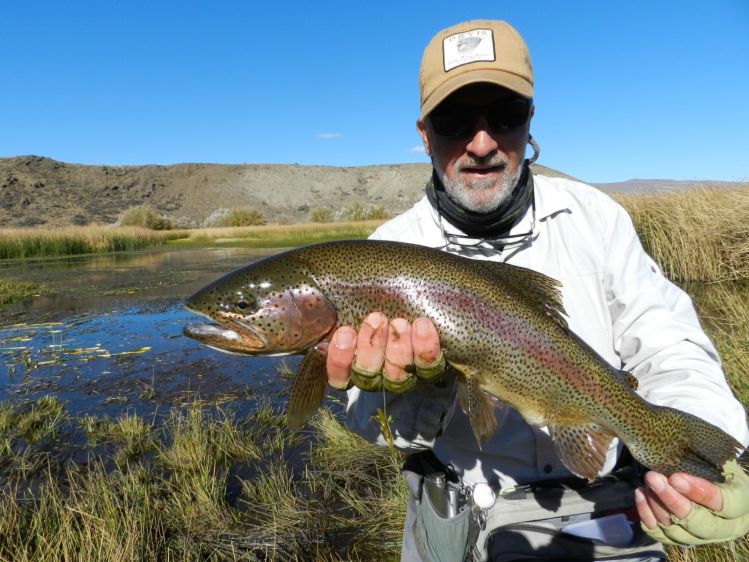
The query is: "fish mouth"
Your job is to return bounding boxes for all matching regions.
[183,321,268,355]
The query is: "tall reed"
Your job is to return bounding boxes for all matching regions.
[0,226,186,260]
[614,187,749,282]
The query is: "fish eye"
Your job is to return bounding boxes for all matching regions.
[235,300,252,312]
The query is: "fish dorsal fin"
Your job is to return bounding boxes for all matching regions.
[453,363,498,448]
[548,422,616,481]
[287,345,328,431]
[473,261,568,330]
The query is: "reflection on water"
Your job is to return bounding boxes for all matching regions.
[1,247,284,320]
[0,247,305,419]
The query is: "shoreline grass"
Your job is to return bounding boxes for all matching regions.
[0,225,186,260]
[0,399,405,561]
[2,186,748,282]
[168,219,385,248]
[0,220,384,260]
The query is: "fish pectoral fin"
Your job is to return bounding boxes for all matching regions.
[287,345,328,431]
[549,422,616,482]
[455,367,498,448]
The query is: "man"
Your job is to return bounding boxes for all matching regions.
[325,20,749,561]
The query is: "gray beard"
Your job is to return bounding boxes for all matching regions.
[435,157,524,214]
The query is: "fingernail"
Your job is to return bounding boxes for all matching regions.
[413,318,432,337]
[634,488,646,503]
[649,473,667,493]
[670,474,690,494]
[335,329,356,349]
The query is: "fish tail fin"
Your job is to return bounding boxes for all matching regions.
[287,346,328,431]
[635,407,744,482]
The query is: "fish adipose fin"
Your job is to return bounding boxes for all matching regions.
[549,423,616,481]
[287,345,328,431]
[473,261,569,330]
[454,365,498,448]
[619,370,639,390]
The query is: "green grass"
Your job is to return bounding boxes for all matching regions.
[119,204,175,230]
[213,208,266,227]
[169,219,385,248]
[0,220,383,263]
[0,225,186,260]
[0,278,41,306]
[0,396,406,561]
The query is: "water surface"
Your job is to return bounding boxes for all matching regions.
[0,247,309,419]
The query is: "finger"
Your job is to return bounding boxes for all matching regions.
[635,487,658,529]
[383,318,413,382]
[645,471,693,521]
[412,317,441,367]
[669,472,723,512]
[326,327,356,388]
[644,486,674,527]
[354,312,388,372]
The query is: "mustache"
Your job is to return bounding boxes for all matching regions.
[455,155,509,171]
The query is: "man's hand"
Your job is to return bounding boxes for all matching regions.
[325,313,443,392]
[636,459,749,545]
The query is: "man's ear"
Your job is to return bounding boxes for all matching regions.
[416,118,431,157]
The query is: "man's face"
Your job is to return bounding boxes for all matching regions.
[417,83,534,214]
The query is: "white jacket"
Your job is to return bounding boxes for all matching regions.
[346,174,749,489]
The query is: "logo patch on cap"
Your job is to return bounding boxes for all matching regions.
[443,28,495,72]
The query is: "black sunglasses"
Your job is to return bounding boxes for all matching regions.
[429,97,532,139]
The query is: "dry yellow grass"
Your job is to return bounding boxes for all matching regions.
[614,186,749,282]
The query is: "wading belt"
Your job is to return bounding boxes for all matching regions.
[403,450,666,562]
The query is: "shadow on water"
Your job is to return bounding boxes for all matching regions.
[0,246,325,421]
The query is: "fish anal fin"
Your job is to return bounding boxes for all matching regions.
[453,365,498,448]
[287,345,327,431]
[549,423,616,481]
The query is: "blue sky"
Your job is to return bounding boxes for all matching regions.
[2,0,747,183]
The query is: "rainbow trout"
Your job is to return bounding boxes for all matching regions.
[183,240,743,482]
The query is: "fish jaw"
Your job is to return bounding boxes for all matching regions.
[182,321,272,355]
[184,261,338,355]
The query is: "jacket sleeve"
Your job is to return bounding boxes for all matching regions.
[603,201,749,446]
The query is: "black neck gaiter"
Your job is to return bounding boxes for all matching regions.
[426,161,534,239]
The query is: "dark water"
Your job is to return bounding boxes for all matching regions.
[0,247,308,419]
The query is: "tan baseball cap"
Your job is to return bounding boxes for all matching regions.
[419,20,533,118]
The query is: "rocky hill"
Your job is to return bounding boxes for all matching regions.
[0,156,574,228]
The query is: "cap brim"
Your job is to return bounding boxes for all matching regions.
[420,70,533,119]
